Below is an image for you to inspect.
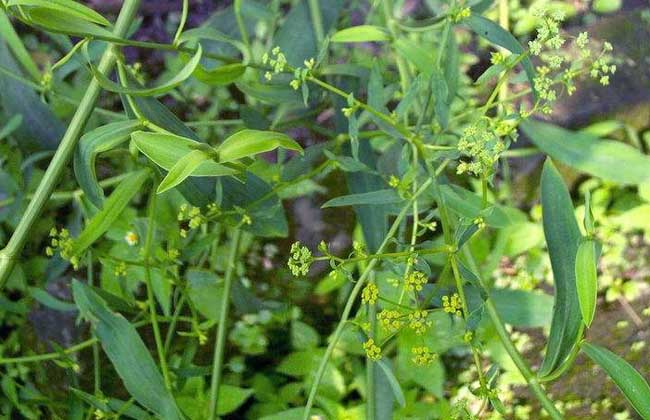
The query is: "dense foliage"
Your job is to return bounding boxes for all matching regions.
[0,0,649,419]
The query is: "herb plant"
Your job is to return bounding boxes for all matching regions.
[0,0,649,419]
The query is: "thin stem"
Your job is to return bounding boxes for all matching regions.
[173,0,189,46]
[234,0,251,53]
[303,178,433,420]
[0,0,142,290]
[307,0,325,46]
[381,0,410,93]
[208,228,242,420]
[143,183,172,390]
[87,252,101,394]
[366,273,377,420]
[497,0,510,108]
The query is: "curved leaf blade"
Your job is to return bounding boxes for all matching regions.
[22,7,118,40]
[71,169,150,256]
[157,150,211,194]
[7,0,110,26]
[72,280,182,420]
[582,342,650,419]
[575,239,598,327]
[521,119,650,185]
[217,129,302,162]
[331,25,391,43]
[90,46,203,97]
[322,189,403,208]
[74,120,142,208]
[194,63,246,86]
[538,159,583,378]
[131,131,236,177]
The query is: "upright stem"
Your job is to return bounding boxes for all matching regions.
[498,0,510,107]
[307,0,325,46]
[303,178,433,420]
[0,0,142,290]
[366,273,377,420]
[381,0,410,93]
[208,228,242,420]
[143,183,172,390]
[234,0,250,53]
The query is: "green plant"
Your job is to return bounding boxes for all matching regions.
[0,0,648,419]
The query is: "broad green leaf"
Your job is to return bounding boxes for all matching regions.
[575,239,598,327]
[331,25,390,43]
[22,8,119,40]
[521,119,650,185]
[90,46,202,97]
[71,169,151,256]
[321,189,402,208]
[217,129,302,162]
[131,131,236,177]
[194,63,246,86]
[72,280,182,419]
[538,159,583,378]
[7,0,110,26]
[214,385,253,415]
[394,38,435,77]
[74,120,142,207]
[581,342,650,419]
[157,150,211,194]
[465,15,536,96]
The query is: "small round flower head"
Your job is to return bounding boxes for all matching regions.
[464,330,474,343]
[114,261,128,277]
[377,309,403,331]
[263,46,288,81]
[363,338,382,361]
[473,217,486,230]
[411,346,438,366]
[456,119,503,177]
[405,271,428,291]
[287,242,312,276]
[361,283,379,305]
[47,227,77,267]
[442,293,463,317]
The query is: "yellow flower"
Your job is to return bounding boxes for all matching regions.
[411,346,437,366]
[361,283,379,305]
[363,338,381,361]
[442,293,463,317]
[405,271,427,291]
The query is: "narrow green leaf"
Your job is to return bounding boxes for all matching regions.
[157,150,211,194]
[29,287,77,312]
[581,342,650,419]
[74,120,142,207]
[216,129,302,162]
[7,0,110,26]
[22,7,118,40]
[331,25,390,43]
[322,189,403,208]
[70,388,152,420]
[72,169,150,256]
[538,159,583,378]
[236,81,302,104]
[89,46,203,97]
[131,131,236,177]
[376,358,406,407]
[521,119,650,185]
[465,14,536,96]
[575,239,598,327]
[194,63,246,86]
[72,280,182,419]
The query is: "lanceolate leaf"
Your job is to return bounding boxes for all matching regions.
[331,25,390,43]
[7,0,110,26]
[90,46,203,97]
[131,131,236,177]
[194,63,246,86]
[376,358,406,408]
[321,189,402,208]
[538,159,583,378]
[575,239,598,327]
[72,280,182,420]
[157,150,211,194]
[521,119,650,185]
[22,8,118,40]
[581,342,650,419]
[72,169,150,256]
[465,14,536,96]
[74,120,142,208]
[216,129,302,162]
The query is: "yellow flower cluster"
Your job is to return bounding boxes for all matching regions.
[361,283,379,305]
[456,119,505,176]
[262,46,287,81]
[177,204,204,238]
[46,228,79,268]
[473,217,486,230]
[411,346,438,366]
[114,261,127,277]
[287,242,312,276]
[443,293,463,317]
[363,338,382,361]
[405,271,427,292]
[377,309,403,331]
[408,310,431,335]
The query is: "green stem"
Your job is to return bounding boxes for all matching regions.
[303,178,433,420]
[366,273,377,420]
[87,252,101,394]
[381,0,410,93]
[308,0,325,46]
[208,228,242,420]
[0,0,142,290]
[234,0,250,52]
[143,183,172,390]
[173,0,189,46]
